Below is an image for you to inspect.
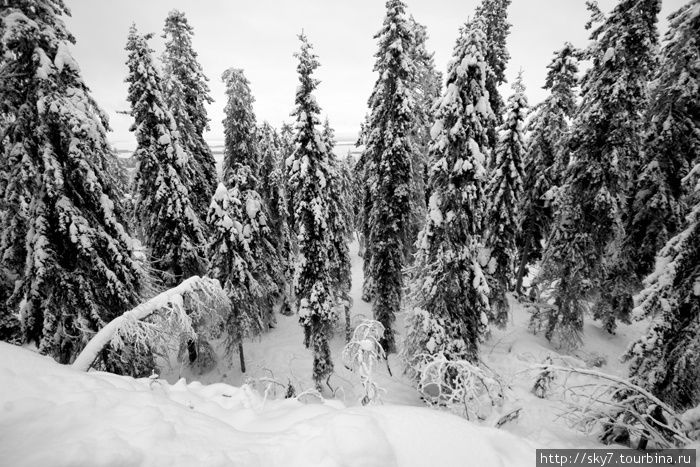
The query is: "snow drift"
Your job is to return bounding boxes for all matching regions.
[0,342,534,466]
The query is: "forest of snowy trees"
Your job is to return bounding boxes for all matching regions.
[0,0,698,454]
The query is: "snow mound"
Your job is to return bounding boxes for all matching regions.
[0,343,534,467]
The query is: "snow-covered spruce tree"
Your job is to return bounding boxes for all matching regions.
[207,184,265,372]
[126,25,207,286]
[258,122,293,313]
[286,33,335,389]
[484,72,527,327]
[626,0,700,279]
[405,19,491,367]
[362,0,417,353]
[591,0,661,334]
[161,10,217,222]
[0,3,144,364]
[406,16,442,244]
[536,0,660,346]
[624,1,700,414]
[516,43,579,293]
[343,152,363,236]
[221,68,259,184]
[221,68,282,330]
[322,118,353,341]
[475,0,512,155]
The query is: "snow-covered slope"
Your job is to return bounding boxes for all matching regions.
[0,342,534,467]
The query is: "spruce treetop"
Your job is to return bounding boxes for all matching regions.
[222,67,259,186]
[162,9,212,134]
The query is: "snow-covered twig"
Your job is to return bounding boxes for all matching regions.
[73,276,228,372]
[342,320,386,405]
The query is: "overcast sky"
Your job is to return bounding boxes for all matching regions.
[63,0,685,148]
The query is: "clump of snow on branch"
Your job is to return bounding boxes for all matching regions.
[73,276,229,372]
[342,320,386,405]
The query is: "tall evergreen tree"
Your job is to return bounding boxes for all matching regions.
[405,19,491,365]
[362,0,417,353]
[322,118,353,340]
[407,16,443,242]
[126,25,207,286]
[0,2,144,363]
[161,10,217,222]
[625,162,699,412]
[475,0,512,155]
[207,183,264,372]
[516,44,579,293]
[221,68,259,185]
[258,121,293,310]
[286,34,336,389]
[624,0,700,413]
[484,72,527,327]
[626,0,700,279]
[220,68,282,329]
[536,0,660,347]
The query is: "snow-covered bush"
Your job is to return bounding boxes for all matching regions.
[73,276,229,372]
[413,354,504,421]
[342,320,386,405]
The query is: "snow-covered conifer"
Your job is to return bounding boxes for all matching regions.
[207,184,265,372]
[624,1,700,412]
[221,68,259,186]
[536,0,660,345]
[516,43,578,293]
[475,0,512,154]
[405,19,491,365]
[361,0,417,353]
[407,17,442,246]
[484,72,527,327]
[220,68,282,330]
[0,3,144,364]
[627,0,700,278]
[161,10,216,222]
[286,33,336,389]
[258,122,293,304]
[322,118,353,340]
[125,25,207,286]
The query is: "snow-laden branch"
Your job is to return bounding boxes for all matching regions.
[414,354,504,421]
[73,276,228,372]
[530,364,695,448]
[532,365,678,416]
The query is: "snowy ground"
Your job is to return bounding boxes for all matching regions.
[0,340,534,466]
[0,240,651,465]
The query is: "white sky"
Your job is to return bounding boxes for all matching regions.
[63,0,685,148]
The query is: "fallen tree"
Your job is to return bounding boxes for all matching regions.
[73,276,228,372]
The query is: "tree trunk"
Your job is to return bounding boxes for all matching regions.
[515,240,531,294]
[238,341,246,373]
[345,305,352,343]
